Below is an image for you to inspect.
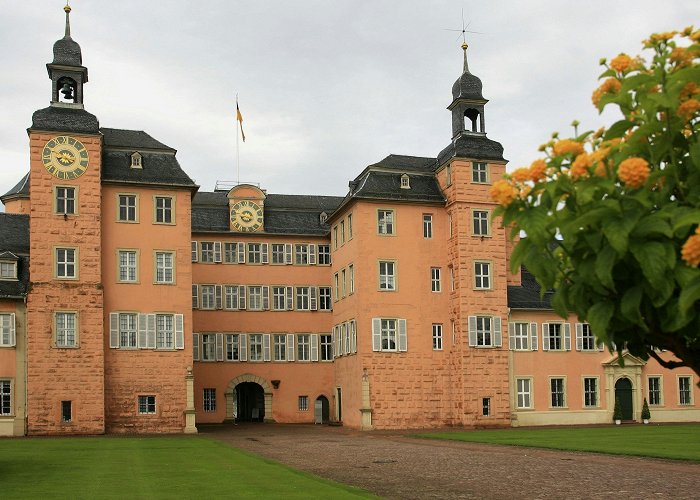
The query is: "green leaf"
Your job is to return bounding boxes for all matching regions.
[620,286,645,327]
[630,213,673,239]
[602,215,638,255]
[588,301,615,339]
[509,239,530,274]
[679,275,700,314]
[594,245,617,290]
[630,241,669,290]
[671,207,700,233]
[551,289,569,319]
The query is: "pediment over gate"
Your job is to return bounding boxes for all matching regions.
[602,351,647,367]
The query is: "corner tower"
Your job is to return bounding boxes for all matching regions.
[435,43,511,427]
[26,4,105,434]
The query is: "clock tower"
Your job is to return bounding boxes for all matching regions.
[26,4,106,434]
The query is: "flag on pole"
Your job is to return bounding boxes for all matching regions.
[236,101,246,142]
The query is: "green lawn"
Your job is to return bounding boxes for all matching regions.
[0,435,375,499]
[416,424,700,461]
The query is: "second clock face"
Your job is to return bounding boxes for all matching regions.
[42,135,89,180]
[231,200,263,232]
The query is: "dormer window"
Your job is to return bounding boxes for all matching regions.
[400,174,410,189]
[0,261,17,280]
[131,152,143,169]
[319,212,328,224]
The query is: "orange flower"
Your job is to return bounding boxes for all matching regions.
[519,185,532,199]
[681,233,700,267]
[490,179,518,206]
[528,159,547,182]
[610,53,633,72]
[690,29,700,42]
[552,139,584,157]
[670,47,694,67]
[592,78,622,106]
[617,157,650,188]
[649,31,677,43]
[593,127,606,139]
[570,153,591,179]
[678,99,700,121]
[511,167,531,183]
[680,82,699,100]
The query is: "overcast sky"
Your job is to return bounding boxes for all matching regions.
[1,1,697,201]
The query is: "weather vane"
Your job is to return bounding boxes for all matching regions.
[444,8,483,45]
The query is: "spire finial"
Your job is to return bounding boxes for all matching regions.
[462,42,469,73]
[64,2,72,38]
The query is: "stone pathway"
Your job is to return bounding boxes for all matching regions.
[202,424,700,499]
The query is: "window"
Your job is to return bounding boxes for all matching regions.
[472,162,488,183]
[156,314,174,349]
[138,395,156,414]
[203,388,216,412]
[61,401,72,422]
[118,313,137,348]
[468,315,502,347]
[333,226,339,249]
[118,194,137,222]
[449,266,455,291]
[379,261,396,291]
[333,273,339,301]
[224,285,245,310]
[249,334,263,361]
[577,323,597,351]
[445,165,452,186]
[448,213,453,238]
[271,244,285,264]
[516,378,532,409]
[372,318,405,352]
[432,324,443,350]
[297,334,310,361]
[200,242,215,263]
[482,398,491,416]
[154,196,173,224]
[431,267,441,292]
[318,244,331,265]
[118,250,138,282]
[400,174,410,189]
[295,244,310,265]
[296,287,310,310]
[648,376,662,405]
[248,243,263,264]
[56,247,77,279]
[155,251,174,284]
[348,264,355,294]
[0,314,15,346]
[200,285,216,310]
[583,377,598,407]
[55,312,77,347]
[543,323,571,351]
[270,334,286,361]
[55,186,76,215]
[377,209,394,235]
[201,334,216,361]
[550,378,566,408]
[320,334,333,361]
[272,286,286,311]
[224,242,239,263]
[319,287,332,311]
[423,214,433,238]
[473,210,489,236]
[248,286,264,311]
[0,261,17,280]
[341,269,347,297]
[679,376,692,405]
[347,214,353,239]
[510,322,530,350]
[474,261,491,289]
[130,152,142,168]
[340,221,346,244]
[226,334,240,361]
[298,395,309,411]
[0,380,10,415]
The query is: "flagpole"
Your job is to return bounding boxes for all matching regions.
[236,93,240,185]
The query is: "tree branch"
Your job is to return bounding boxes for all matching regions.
[648,349,687,370]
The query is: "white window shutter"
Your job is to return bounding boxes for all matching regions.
[285,244,293,264]
[192,333,200,361]
[9,313,16,347]
[398,319,407,352]
[262,286,270,310]
[261,243,269,264]
[285,286,293,310]
[468,316,477,347]
[493,316,502,347]
[214,241,222,263]
[310,286,318,311]
[238,285,247,310]
[372,318,381,351]
[175,314,184,349]
[147,314,156,349]
[311,334,319,361]
[138,313,148,348]
[239,334,247,361]
[110,312,119,348]
[263,334,271,361]
[598,333,605,351]
[192,285,199,309]
[215,285,223,310]
[309,244,317,265]
[237,242,246,263]
[564,323,572,351]
[287,333,295,361]
[216,333,224,361]
[351,321,357,353]
[542,323,550,351]
[575,323,583,351]
[508,322,515,350]
[530,322,538,351]
[191,241,198,262]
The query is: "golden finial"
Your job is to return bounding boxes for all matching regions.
[63,1,72,37]
[462,42,470,73]
[64,1,71,14]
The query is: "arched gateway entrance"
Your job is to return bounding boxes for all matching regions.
[614,377,634,420]
[225,374,274,423]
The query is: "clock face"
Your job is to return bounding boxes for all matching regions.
[230,200,263,232]
[42,135,89,180]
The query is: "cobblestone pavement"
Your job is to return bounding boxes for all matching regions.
[202,423,700,499]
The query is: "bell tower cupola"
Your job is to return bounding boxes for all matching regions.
[448,42,487,138]
[47,3,88,108]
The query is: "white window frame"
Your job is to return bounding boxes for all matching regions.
[472,161,489,183]
[298,395,309,411]
[582,376,599,408]
[0,313,16,347]
[247,243,263,264]
[431,267,441,292]
[516,378,532,409]
[154,195,174,224]
[377,209,395,235]
[474,261,491,290]
[200,285,216,310]
[118,193,138,222]
[0,261,17,280]
[118,312,138,349]
[542,322,571,351]
[647,375,663,406]
[423,214,433,239]
[319,286,332,311]
[203,388,216,412]
[468,315,502,348]
[249,334,263,362]
[378,260,396,291]
[55,311,78,348]
[320,334,333,361]
[550,377,567,408]
[138,395,156,414]
[155,251,175,284]
[348,264,354,294]
[678,375,693,406]
[371,318,407,353]
[55,185,77,215]
[273,334,287,361]
[472,209,490,236]
[317,244,331,265]
[117,249,138,283]
[432,324,443,351]
[55,247,78,279]
[297,334,311,361]
[0,380,11,416]
[200,242,216,263]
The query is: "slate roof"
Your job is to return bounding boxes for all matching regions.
[31,106,100,135]
[437,133,505,166]
[451,69,485,102]
[102,128,174,151]
[0,173,30,202]
[368,154,437,172]
[507,268,554,310]
[52,34,83,67]
[191,191,344,235]
[0,214,30,299]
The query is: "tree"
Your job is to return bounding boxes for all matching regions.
[491,28,700,376]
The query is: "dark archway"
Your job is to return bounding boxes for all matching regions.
[614,378,633,420]
[316,395,330,423]
[464,108,480,132]
[236,382,265,422]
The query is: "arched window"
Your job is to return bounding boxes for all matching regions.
[56,77,78,103]
[464,108,480,133]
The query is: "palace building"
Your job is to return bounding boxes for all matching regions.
[1,7,698,436]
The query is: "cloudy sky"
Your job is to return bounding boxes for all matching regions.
[1,1,697,201]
